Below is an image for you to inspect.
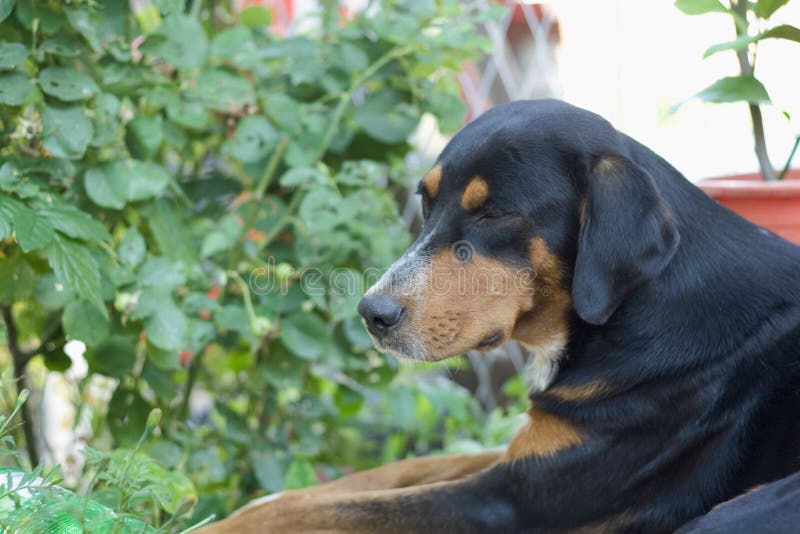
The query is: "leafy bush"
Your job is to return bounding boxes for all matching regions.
[0,0,519,529]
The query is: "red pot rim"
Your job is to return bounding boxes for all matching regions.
[698,169,800,199]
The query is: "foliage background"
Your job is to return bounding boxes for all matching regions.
[0,0,524,530]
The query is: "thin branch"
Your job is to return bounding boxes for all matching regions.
[1,306,39,466]
[777,135,800,181]
[731,0,775,180]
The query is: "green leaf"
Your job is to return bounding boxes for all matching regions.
[118,227,146,267]
[41,105,94,159]
[756,0,790,18]
[34,273,74,309]
[146,303,188,351]
[48,234,104,314]
[224,115,278,163]
[210,27,259,68]
[249,449,284,493]
[188,69,255,112]
[279,166,326,187]
[0,194,25,239]
[85,159,170,209]
[284,459,318,490]
[130,287,170,320]
[14,204,54,252]
[214,305,249,333]
[0,0,15,23]
[0,43,28,70]
[39,36,84,58]
[334,385,364,418]
[426,84,467,133]
[146,199,196,262]
[43,350,71,372]
[138,257,185,289]
[354,90,420,144]
[693,75,771,104]
[200,231,232,257]
[16,0,62,34]
[146,343,181,370]
[126,115,163,160]
[90,93,122,148]
[675,0,729,15]
[280,312,329,360]
[86,337,136,378]
[38,67,98,101]
[39,203,111,241]
[0,255,35,304]
[262,342,305,389]
[264,93,302,132]
[0,72,32,105]
[84,165,126,209]
[704,24,800,57]
[66,3,127,55]
[141,361,174,401]
[157,14,208,69]
[241,5,272,27]
[63,299,110,345]
[156,471,196,515]
[0,162,19,195]
[335,42,368,75]
[107,387,150,446]
[166,95,211,131]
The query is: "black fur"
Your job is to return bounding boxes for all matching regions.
[418,100,800,532]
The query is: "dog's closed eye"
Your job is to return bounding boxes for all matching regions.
[475,210,517,223]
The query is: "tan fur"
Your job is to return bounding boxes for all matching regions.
[404,248,535,359]
[299,451,501,495]
[460,176,489,211]
[547,380,609,402]
[512,238,571,367]
[422,165,442,198]
[568,512,635,533]
[196,453,501,534]
[504,408,583,460]
[579,198,587,229]
[592,154,624,177]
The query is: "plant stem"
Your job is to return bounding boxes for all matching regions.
[731,0,775,180]
[256,44,416,254]
[777,135,800,181]
[226,270,259,333]
[1,306,38,466]
[178,355,200,421]
[315,44,414,163]
[255,136,290,199]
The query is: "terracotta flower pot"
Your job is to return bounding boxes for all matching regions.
[698,169,800,245]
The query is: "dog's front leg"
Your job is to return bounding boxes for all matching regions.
[196,466,515,534]
[299,450,503,495]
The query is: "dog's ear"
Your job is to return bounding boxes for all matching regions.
[571,155,679,325]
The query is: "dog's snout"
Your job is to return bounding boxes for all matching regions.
[358,294,406,336]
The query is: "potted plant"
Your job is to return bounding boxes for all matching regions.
[676,0,800,243]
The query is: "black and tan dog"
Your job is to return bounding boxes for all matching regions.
[200,100,800,533]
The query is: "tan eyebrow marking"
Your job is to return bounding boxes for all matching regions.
[422,164,442,198]
[460,176,489,211]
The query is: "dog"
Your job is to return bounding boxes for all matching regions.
[198,99,800,532]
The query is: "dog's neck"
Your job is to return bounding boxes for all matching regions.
[519,333,567,393]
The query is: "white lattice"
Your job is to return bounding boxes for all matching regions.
[459,2,561,119]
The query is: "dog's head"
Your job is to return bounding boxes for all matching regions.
[358,100,679,376]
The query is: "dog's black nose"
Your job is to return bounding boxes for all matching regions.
[358,294,406,336]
